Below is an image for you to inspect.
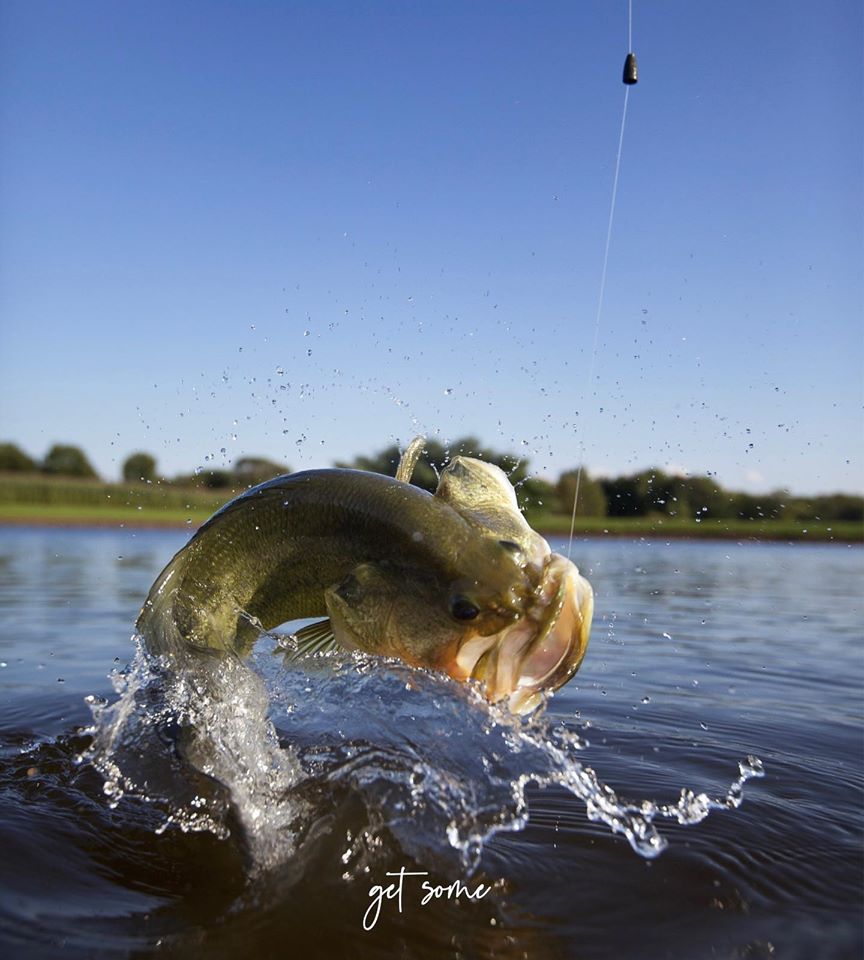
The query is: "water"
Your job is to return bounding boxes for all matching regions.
[0,525,861,959]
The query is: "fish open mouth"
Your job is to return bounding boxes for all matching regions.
[453,554,594,714]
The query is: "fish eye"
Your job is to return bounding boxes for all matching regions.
[450,594,480,621]
[336,573,362,604]
[498,540,521,554]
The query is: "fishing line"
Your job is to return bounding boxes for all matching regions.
[628,0,633,51]
[567,1,637,558]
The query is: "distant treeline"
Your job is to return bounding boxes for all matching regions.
[0,443,289,491]
[1,439,861,523]
[334,438,863,523]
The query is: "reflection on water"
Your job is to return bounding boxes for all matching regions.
[0,526,861,959]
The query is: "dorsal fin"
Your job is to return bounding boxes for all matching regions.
[395,435,426,484]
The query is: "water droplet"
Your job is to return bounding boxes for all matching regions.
[740,756,765,778]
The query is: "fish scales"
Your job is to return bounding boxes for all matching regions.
[137,448,594,713]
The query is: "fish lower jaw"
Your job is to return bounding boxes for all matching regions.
[455,554,594,714]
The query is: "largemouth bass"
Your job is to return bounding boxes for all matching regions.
[138,440,593,713]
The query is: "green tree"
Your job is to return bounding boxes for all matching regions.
[728,490,787,520]
[0,442,37,472]
[517,476,560,514]
[42,444,98,479]
[787,493,863,522]
[601,469,655,516]
[201,469,233,489]
[234,456,290,487]
[338,443,407,480]
[672,475,735,519]
[122,451,157,483]
[819,494,863,522]
[556,468,607,517]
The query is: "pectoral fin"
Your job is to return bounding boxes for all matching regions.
[283,619,339,659]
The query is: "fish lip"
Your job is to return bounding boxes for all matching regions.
[516,557,593,689]
[455,554,594,713]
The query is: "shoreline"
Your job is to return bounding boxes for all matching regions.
[1,514,860,543]
[0,515,196,530]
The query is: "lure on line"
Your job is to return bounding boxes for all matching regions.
[566,7,640,553]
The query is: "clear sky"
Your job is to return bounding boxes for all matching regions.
[1,1,861,494]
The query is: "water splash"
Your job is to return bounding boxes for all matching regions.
[84,639,307,868]
[84,634,764,875]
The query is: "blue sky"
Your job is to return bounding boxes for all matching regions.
[1,1,861,494]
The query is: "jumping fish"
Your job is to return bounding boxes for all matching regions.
[138,439,594,713]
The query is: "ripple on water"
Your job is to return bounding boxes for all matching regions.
[0,629,858,960]
[81,635,766,877]
[1,532,862,959]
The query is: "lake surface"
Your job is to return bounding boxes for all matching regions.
[0,525,861,959]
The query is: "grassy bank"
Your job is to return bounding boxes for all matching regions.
[0,473,225,527]
[526,511,862,543]
[0,503,212,527]
[0,474,860,542]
